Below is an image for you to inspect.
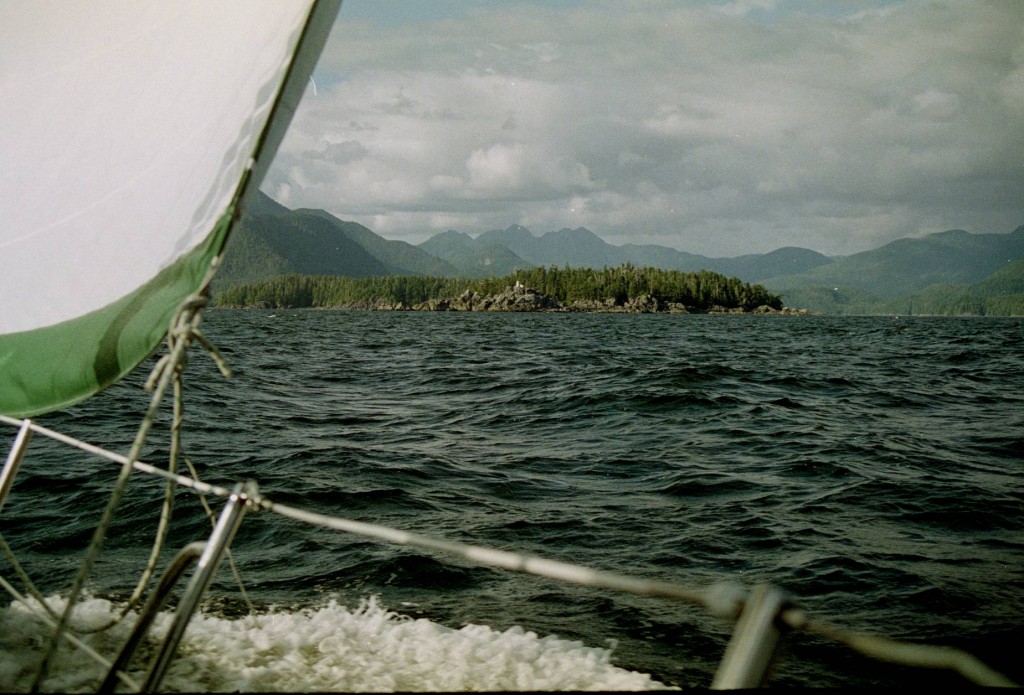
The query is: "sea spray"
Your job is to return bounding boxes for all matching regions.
[0,595,674,692]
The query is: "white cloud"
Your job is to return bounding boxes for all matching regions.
[467,142,525,192]
[305,140,369,164]
[263,0,1024,256]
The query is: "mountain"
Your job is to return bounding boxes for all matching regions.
[294,208,456,277]
[474,225,620,267]
[216,202,387,290]
[419,222,1023,314]
[418,230,532,277]
[535,227,622,268]
[614,243,719,274]
[246,188,293,216]
[418,229,478,258]
[720,247,835,283]
[434,225,832,279]
[762,225,1024,298]
[215,191,456,290]
[975,256,1024,296]
[778,258,1024,316]
[475,224,536,250]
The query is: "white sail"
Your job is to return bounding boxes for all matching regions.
[0,1,341,417]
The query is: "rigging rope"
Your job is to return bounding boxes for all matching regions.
[0,532,59,622]
[29,259,230,691]
[183,457,255,614]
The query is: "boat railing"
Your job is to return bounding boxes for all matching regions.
[1,414,1017,691]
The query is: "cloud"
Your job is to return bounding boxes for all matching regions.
[263,0,1024,256]
[467,142,525,192]
[464,141,594,198]
[304,140,369,164]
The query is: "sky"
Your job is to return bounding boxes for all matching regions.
[262,0,1024,258]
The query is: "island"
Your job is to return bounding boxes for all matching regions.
[215,265,807,314]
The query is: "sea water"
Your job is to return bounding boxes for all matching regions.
[1,311,1021,690]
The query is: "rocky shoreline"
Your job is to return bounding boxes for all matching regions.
[335,281,809,315]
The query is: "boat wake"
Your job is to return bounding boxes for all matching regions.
[0,595,674,692]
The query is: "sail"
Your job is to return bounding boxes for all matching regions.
[0,1,341,418]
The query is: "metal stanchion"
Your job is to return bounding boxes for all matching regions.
[0,419,33,514]
[141,481,257,692]
[712,584,789,689]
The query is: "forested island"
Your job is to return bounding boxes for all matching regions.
[214,264,799,314]
[218,194,1023,316]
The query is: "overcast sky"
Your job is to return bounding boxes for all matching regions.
[262,0,1024,258]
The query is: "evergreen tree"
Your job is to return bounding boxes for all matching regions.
[214,264,784,312]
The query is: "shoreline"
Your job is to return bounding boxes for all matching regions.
[220,282,810,315]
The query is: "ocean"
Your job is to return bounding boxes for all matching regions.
[2,310,1022,690]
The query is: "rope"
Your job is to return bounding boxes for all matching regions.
[31,260,228,691]
[0,532,60,622]
[64,371,194,637]
[184,457,254,614]
[122,373,187,608]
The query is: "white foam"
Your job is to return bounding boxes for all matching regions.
[0,596,677,692]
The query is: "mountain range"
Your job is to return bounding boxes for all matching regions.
[216,191,1024,314]
[419,224,836,282]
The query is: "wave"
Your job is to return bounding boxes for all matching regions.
[0,595,674,692]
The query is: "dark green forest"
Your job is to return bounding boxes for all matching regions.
[777,259,1024,316]
[214,264,784,312]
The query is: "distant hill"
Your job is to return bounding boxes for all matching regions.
[976,256,1024,295]
[778,256,1024,315]
[762,226,1024,299]
[293,208,456,277]
[215,191,456,290]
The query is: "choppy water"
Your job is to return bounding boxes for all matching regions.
[2,311,1022,690]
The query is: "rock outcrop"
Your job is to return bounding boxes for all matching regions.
[343,283,807,314]
[414,281,562,312]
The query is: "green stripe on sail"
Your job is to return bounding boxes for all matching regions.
[0,214,231,419]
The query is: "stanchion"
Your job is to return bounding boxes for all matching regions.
[141,481,257,692]
[712,584,789,689]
